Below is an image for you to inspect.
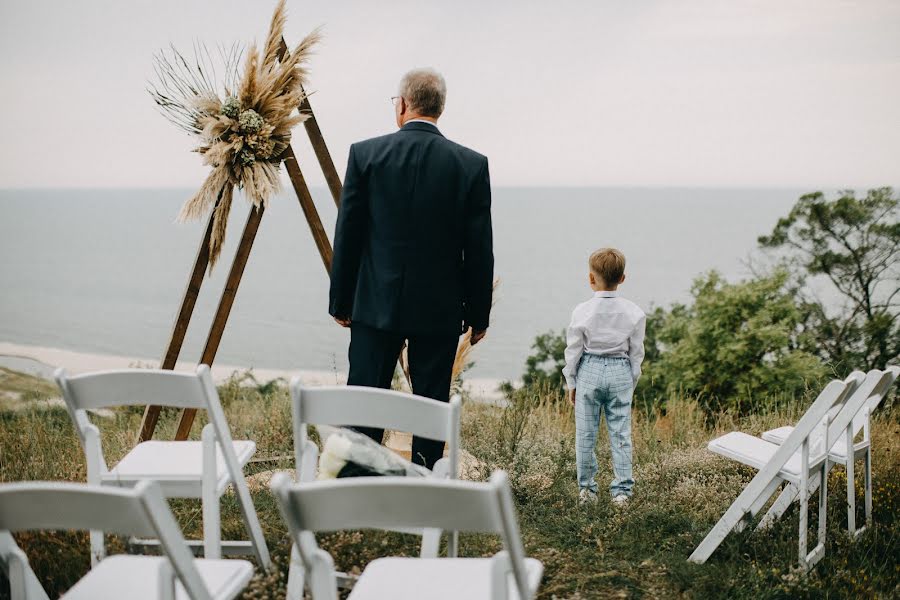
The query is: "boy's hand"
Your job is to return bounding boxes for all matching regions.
[568,389,576,406]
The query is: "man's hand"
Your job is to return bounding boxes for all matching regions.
[333,316,351,328]
[568,389,576,406]
[471,328,487,345]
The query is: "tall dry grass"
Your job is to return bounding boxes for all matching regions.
[1,370,897,599]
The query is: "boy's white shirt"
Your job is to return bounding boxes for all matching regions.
[562,290,646,390]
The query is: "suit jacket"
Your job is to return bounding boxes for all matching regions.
[329,121,494,335]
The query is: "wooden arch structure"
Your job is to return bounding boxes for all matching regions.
[138,38,340,442]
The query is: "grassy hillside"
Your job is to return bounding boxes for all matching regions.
[1,370,897,599]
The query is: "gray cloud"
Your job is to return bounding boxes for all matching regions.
[1,0,898,188]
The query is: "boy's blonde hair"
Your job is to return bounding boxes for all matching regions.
[589,248,626,285]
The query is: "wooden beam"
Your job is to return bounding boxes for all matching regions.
[279,37,342,207]
[282,145,333,272]
[137,198,218,443]
[173,203,266,440]
[299,88,342,208]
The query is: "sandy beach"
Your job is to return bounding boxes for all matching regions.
[0,341,506,403]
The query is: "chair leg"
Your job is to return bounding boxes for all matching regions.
[202,425,222,559]
[758,483,797,530]
[448,530,459,559]
[864,446,873,528]
[846,451,856,536]
[85,429,106,567]
[798,441,809,570]
[157,559,176,600]
[489,551,512,600]
[758,469,826,531]
[420,528,441,559]
[286,543,306,600]
[738,478,783,532]
[89,530,105,566]
[817,461,828,549]
[690,500,752,563]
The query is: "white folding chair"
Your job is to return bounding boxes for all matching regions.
[0,480,254,600]
[55,365,270,569]
[689,374,863,570]
[0,532,50,600]
[271,471,543,600]
[287,381,462,597]
[759,366,899,536]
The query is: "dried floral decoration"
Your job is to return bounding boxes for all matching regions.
[150,0,320,270]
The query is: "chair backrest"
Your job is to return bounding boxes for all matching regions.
[271,470,532,599]
[0,532,50,600]
[825,369,892,447]
[849,365,899,435]
[769,377,855,468]
[55,366,208,448]
[806,370,869,454]
[829,370,868,415]
[0,481,212,600]
[56,368,208,411]
[289,381,462,475]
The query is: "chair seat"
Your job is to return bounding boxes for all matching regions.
[62,555,254,600]
[761,426,851,460]
[348,557,544,600]
[102,440,256,497]
[708,432,808,482]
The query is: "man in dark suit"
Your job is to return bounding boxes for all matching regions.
[329,68,494,469]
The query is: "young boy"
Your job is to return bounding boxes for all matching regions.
[562,248,646,506]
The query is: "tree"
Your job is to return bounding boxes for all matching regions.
[641,270,825,416]
[519,330,567,392]
[758,188,900,372]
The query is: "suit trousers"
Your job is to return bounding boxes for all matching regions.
[347,321,459,469]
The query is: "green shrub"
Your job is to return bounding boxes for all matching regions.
[642,270,826,416]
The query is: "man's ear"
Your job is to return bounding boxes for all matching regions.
[400,97,408,116]
[589,271,596,285]
[620,273,627,284]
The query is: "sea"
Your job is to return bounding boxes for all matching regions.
[0,187,810,383]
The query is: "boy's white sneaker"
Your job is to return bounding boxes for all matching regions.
[579,489,598,505]
[613,494,629,507]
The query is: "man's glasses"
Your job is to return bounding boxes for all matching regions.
[390,96,402,106]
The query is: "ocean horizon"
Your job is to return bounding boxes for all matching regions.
[1,186,819,383]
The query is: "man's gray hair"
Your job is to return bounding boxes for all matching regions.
[398,68,447,118]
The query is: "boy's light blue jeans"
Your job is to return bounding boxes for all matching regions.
[574,354,635,497]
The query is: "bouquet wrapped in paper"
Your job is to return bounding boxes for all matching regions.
[316,426,431,480]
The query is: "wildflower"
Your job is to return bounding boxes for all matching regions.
[222,96,241,119]
[239,109,265,133]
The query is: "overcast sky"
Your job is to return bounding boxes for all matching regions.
[1,0,898,188]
